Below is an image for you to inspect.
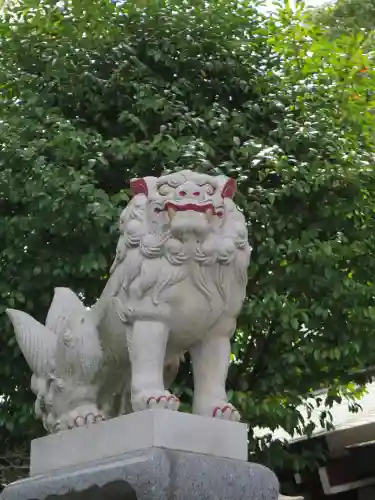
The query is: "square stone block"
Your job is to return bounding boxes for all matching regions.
[30,410,248,476]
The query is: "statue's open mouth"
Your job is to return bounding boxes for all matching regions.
[164,202,215,221]
[165,202,214,213]
[153,202,224,222]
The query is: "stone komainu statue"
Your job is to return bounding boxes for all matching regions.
[6,170,251,433]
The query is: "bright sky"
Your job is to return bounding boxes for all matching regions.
[264,0,335,8]
[298,0,335,5]
[300,0,334,5]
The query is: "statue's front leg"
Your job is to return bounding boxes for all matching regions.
[130,320,180,412]
[191,318,240,421]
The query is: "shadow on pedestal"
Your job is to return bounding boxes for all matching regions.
[41,481,137,500]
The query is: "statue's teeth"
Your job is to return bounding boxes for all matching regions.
[205,208,213,221]
[167,206,176,220]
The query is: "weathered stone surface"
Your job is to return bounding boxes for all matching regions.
[1,449,279,500]
[30,410,248,476]
[6,170,251,434]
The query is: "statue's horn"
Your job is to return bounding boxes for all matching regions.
[45,287,87,336]
[6,309,56,377]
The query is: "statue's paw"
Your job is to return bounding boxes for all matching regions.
[132,390,180,412]
[147,394,180,411]
[62,405,106,430]
[212,403,241,421]
[194,399,241,420]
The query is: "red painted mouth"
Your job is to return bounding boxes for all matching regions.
[164,202,215,213]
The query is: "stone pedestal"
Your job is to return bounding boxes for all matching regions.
[1,411,279,500]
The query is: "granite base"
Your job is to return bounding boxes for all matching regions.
[1,448,279,500]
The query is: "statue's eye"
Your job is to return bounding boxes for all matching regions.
[204,184,215,195]
[158,184,173,196]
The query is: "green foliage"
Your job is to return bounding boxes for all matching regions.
[312,0,375,38]
[1,0,375,478]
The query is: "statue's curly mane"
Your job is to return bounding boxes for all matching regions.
[104,194,250,306]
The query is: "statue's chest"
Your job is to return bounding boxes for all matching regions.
[163,279,224,345]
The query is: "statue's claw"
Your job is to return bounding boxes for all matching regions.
[212,403,241,422]
[74,413,105,427]
[59,405,106,430]
[132,390,180,412]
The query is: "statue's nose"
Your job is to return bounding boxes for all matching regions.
[176,182,204,201]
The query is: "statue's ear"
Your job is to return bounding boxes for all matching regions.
[221,178,237,199]
[130,178,148,196]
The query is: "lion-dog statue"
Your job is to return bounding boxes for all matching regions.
[6,170,251,433]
